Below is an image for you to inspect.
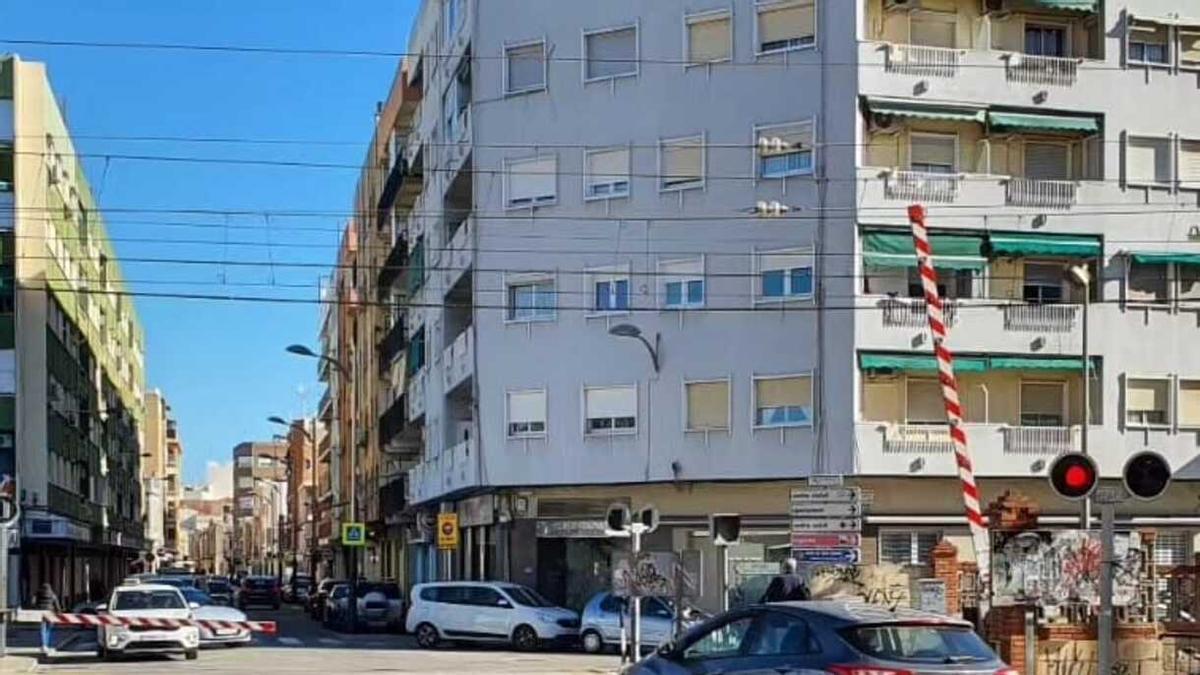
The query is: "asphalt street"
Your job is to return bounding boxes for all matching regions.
[2,605,619,674]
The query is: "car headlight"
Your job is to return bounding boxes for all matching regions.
[536,612,558,623]
[108,633,123,647]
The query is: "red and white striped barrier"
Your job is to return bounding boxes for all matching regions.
[907,204,990,610]
[43,612,277,634]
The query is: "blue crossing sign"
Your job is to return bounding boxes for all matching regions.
[341,522,366,547]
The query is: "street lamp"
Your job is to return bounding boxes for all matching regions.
[1065,262,1092,529]
[608,324,661,373]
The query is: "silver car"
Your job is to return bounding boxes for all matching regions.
[580,592,679,654]
[325,582,405,632]
[623,601,1013,675]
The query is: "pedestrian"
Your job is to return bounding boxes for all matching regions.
[759,558,810,603]
[35,583,62,655]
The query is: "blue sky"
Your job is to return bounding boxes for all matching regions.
[5,1,418,485]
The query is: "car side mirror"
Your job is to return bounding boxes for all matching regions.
[656,641,677,659]
[95,604,107,613]
[188,602,200,609]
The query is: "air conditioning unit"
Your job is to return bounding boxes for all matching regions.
[884,0,920,11]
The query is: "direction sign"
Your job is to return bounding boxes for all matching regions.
[791,518,862,532]
[790,502,861,518]
[791,533,862,549]
[790,487,861,503]
[793,548,861,565]
[807,475,844,487]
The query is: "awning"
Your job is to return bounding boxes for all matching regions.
[862,231,987,270]
[987,234,1101,258]
[988,112,1099,134]
[989,357,1087,372]
[860,354,989,373]
[867,99,986,124]
[1026,0,1098,12]
[1130,252,1200,267]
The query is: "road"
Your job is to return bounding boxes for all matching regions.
[6,605,619,674]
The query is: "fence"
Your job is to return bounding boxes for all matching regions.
[1004,177,1078,209]
[885,43,963,78]
[1005,53,1079,87]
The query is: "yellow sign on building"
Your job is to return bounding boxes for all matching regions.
[342,522,366,547]
[436,513,459,550]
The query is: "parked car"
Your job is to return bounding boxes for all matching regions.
[235,576,280,610]
[97,583,200,661]
[623,601,1014,675]
[324,582,405,633]
[406,581,579,651]
[181,587,252,647]
[204,578,235,606]
[581,592,697,654]
[283,574,314,604]
[308,578,344,620]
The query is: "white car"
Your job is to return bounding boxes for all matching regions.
[406,581,579,651]
[98,583,200,660]
[180,587,252,647]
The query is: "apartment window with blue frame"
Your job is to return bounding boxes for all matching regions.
[757,249,814,301]
[660,258,705,309]
[507,276,556,321]
[754,374,813,428]
[757,120,814,179]
[595,278,630,312]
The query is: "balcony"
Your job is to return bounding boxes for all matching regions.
[379,395,420,456]
[378,317,407,370]
[441,218,474,292]
[444,436,479,494]
[442,330,473,393]
[884,43,963,78]
[880,297,958,329]
[406,368,427,422]
[1004,178,1077,209]
[883,170,961,204]
[881,424,955,454]
[378,476,407,524]
[377,237,408,295]
[407,456,440,505]
[1003,303,1078,333]
[376,157,408,221]
[1001,425,1080,456]
[1004,53,1080,87]
[860,422,1083,476]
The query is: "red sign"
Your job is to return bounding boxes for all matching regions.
[791,533,861,549]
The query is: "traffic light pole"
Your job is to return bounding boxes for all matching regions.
[631,527,642,662]
[1098,497,1116,675]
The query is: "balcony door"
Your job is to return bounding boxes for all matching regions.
[1023,262,1066,304]
[905,379,946,425]
[1025,25,1067,58]
[910,11,957,49]
[1025,143,1070,181]
[1020,381,1066,427]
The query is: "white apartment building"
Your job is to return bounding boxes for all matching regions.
[364,0,1200,609]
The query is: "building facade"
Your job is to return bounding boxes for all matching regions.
[231,440,288,575]
[142,390,184,567]
[3,54,147,607]
[325,0,1200,609]
[283,418,319,577]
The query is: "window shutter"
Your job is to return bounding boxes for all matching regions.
[915,532,941,564]
[508,156,556,204]
[1181,32,1200,65]
[1127,137,1170,184]
[756,376,811,409]
[1180,141,1200,186]
[587,148,629,188]
[660,258,702,277]
[687,381,729,430]
[911,13,957,49]
[586,27,637,80]
[1126,379,1168,413]
[1154,532,1190,566]
[662,138,703,186]
[758,122,813,156]
[906,380,946,423]
[760,250,812,275]
[506,43,545,92]
[1128,261,1168,302]
[1021,383,1064,417]
[586,386,636,418]
[1180,381,1200,427]
[911,134,956,168]
[1025,143,1069,181]
[508,390,545,425]
[880,532,914,564]
[688,15,731,63]
[759,3,815,46]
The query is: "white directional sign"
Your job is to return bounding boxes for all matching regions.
[791,518,862,533]
[790,502,861,518]
[790,487,861,503]
[807,475,845,487]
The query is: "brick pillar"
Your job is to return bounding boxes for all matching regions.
[931,539,961,617]
[984,491,1042,674]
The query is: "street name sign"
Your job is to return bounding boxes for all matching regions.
[790,518,862,532]
[789,502,861,518]
[807,475,845,487]
[791,533,862,549]
[789,487,861,503]
[793,548,861,565]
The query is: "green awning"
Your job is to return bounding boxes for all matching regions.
[988,234,1101,258]
[1027,0,1098,12]
[862,231,987,270]
[1130,252,1200,267]
[860,354,989,373]
[989,357,1088,372]
[988,112,1099,134]
[868,99,987,124]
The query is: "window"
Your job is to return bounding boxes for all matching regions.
[507,277,555,321]
[1180,380,1200,428]
[686,11,732,65]
[236,476,254,490]
[507,389,547,438]
[685,380,730,432]
[660,136,704,191]
[443,0,461,43]
[1155,532,1192,566]
[660,258,705,309]
[746,612,820,656]
[754,374,813,428]
[905,379,945,425]
[236,456,252,468]
[910,133,957,174]
[505,41,546,94]
[505,156,557,208]
[1021,382,1066,427]
[758,249,814,301]
[757,121,814,179]
[407,325,426,375]
[756,1,816,55]
[592,276,630,313]
[1180,264,1200,301]
[585,385,637,435]
[911,11,957,49]
[1129,21,1169,65]
[584,147,630,199]
[1125,377,1170,426]
[905,266,975,299]
[585,25,638,81]
[880,531,942,565]
[683,615,755,659]
[1180,140,1200,189]
[443,59,471,140]
[1126,136,1172,185]
[1025,143,1070,181]
[1181,31,1200,69]
[1128,261,1168,303]
[1025,24,1066,57]
[1024,263,1065,304]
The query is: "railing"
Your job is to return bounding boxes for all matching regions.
[407,369,427,421]
[1005,53,1079,87]
[885,171,961,203]
[378,317,407,369]
[882,424,956,454]
[445,436,477,492]
[885,43,962,77]
[881,297,958,328]
[1001,425,1079,455]
[442,329,473,391]
[1004,178,1078,209]
[1003,303,1079,333]
[376,236,409,292]
[378,394,409,449]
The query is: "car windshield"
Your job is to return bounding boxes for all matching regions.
[840,623,996,664]
[182,588,212,605]
[207,581,232,593]
[505,587,554,608]
[113,590,186,611]
[146,577,189,588]
[246,578,275,589]
[357,583,401,599]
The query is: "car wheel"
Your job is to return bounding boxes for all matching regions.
[581,630,603,654]
[414,623,439,649]
[185,649,198,661]
[512,624,539,652]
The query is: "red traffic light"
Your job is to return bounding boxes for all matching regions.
[1049,453,1098,500]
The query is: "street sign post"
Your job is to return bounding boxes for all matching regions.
[789,502,861,517]
[793,548,861,565]
[790,518,862,532]
[790,484,863,561]
[789,487,860,503]
[791,533,861,549]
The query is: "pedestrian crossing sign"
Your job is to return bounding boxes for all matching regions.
[342,522,366,547]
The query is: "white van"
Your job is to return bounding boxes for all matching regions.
[405,581,580,651]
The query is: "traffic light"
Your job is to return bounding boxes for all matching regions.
[1123,451,1171,501]
[605,504,631,536]
[1048,452,1099,500]
[710,514,741,546]
[636,505,659,534]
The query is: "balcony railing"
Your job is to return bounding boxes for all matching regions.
[378,317,407,370]
[880,297,958,328]
[1005,53,1079,87]
[407,369,427,421]
[377,237,409,293]
[1002,425,1080,455]
[885,43,963,78]
[882,424,956,454]
[1003,303,1079,333]
[1004,178,1078,209]
[885,171,961,203]
[442,329,473,392]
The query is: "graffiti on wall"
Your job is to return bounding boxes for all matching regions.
[805,564,913,610]
[992,530,1144,606]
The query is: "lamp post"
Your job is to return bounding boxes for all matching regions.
[1065,263,1092,529]
[609,324,662,484]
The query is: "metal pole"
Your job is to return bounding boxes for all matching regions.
[1098,501,1115,675]
[1081,288,1092,529]
[718,545,729,613]
[1,523,9,658]
[631,529,641,660]
[1024,609,1036,675]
